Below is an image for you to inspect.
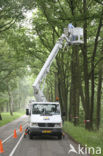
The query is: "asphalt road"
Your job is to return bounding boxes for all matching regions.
[0,116,89,156]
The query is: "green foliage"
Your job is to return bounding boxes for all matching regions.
[0,111,25,127]
[0,10,37,111]
[0,0,103,133]
[32,0,103,129]
[0,0,35,33]
[63,121,103,156]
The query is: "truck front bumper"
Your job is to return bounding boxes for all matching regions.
[29,127,62,136]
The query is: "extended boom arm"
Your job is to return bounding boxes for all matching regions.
[33,26,83,102]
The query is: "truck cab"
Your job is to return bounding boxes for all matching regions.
[26,102,63,139]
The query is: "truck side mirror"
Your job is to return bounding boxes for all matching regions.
[62,112,66,116]
[26,109,29,115]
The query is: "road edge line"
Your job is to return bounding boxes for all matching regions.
[9,133,24,156]
[2,123,27,144]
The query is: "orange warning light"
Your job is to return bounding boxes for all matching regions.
[56,96,59,101]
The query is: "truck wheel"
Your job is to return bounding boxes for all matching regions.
[29,134,33,140]
[58,135,62,140]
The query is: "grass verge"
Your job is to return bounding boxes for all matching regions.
[63,121,103,156]
[0,111,25,127]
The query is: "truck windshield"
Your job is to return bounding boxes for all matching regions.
[32,104,60,115]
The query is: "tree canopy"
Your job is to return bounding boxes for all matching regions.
[0,0,103,130]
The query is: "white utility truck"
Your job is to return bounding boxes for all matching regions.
[26,24,83,139]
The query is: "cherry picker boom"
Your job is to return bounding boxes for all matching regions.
[32,25,84,102]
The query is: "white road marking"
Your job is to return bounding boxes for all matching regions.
[2,134,13,144]
[2,123,28,143]
[9,133,24,156]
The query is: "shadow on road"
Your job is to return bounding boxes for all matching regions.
[28,135,59,141]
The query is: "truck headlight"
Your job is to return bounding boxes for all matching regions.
[55,123,62,128]
[31,123,38,127]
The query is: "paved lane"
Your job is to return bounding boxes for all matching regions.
[0,116,89,156]
[12,135,89,156]
[0,115,28,141]
[0,115,28,156]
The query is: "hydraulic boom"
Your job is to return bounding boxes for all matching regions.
[33,25,83,102]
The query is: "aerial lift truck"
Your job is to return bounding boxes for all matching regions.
[26,25,83,139]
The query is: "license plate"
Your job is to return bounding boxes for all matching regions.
[42,130,52,133]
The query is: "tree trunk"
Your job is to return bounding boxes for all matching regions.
[70,46,80,126]
[55,72,59,100]
[19,86,21,110]
[69,86,73,122]
[46,81,51,101]
[6,102,9,112]
[50,81,54,101]
[96,61,103,130]
[82,0,90,130]
[79,82,86,114]
[56,53,69,120]
[8,86,13,116]
[90,12,103,129]
[0,113,2,120]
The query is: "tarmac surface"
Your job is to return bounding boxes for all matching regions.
[0,115,89,156]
